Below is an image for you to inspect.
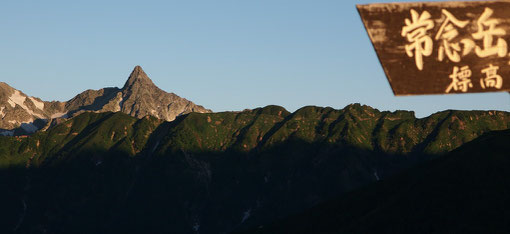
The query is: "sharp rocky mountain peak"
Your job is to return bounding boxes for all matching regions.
[122,65,157,90]
[0,66,211,135]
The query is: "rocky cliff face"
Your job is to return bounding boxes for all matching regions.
[0,66,210,135]
[119,66,210,120]
[0,82,66,135]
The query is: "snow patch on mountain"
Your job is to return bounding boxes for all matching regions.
[7,91,44,119]
[8,90,27,108]
[7,99,15,108]
[51,112,68,119]
[29,97,44,110]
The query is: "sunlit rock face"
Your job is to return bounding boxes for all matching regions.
[118,65,210,121]
[0,66,210,135]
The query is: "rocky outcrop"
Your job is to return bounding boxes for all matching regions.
[119,66,210,120]
[0,66,210,135]
[0,82,66,135]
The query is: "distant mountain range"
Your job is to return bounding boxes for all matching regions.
[0,66,210,135]
[1,103,509,233]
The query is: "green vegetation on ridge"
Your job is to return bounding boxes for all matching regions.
[1,104,509,233]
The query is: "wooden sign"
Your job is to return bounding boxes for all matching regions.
[357,1,510,95]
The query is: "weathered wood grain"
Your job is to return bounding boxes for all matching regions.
[358,1,510,95]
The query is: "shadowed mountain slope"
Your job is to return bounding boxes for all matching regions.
[0,104,509,233]
[246,129,510,233]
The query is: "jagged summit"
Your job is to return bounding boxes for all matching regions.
[117,65,211,120]
[0,66,211,135]
[122,65,156,90]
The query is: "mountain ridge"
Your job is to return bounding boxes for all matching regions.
[244,128,510,233]
[1,105,509,233]
[0,66,210,135]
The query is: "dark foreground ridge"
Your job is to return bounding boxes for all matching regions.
[0,104,509,233]
[245,129,510,233]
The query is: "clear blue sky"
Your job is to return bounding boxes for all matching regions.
[1,0,509,118]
